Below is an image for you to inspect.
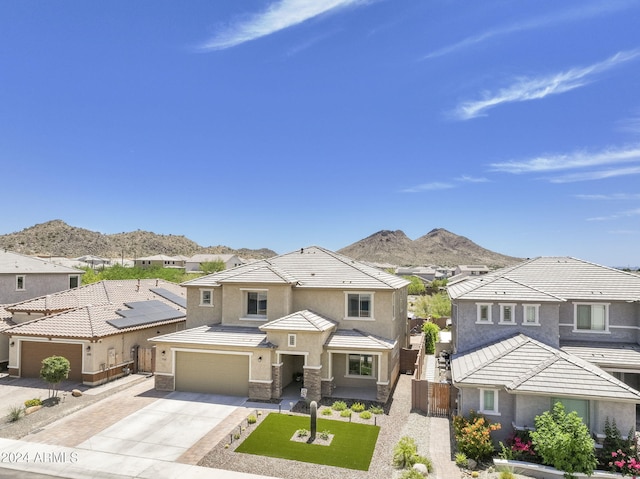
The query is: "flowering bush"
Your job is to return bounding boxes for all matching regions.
[609,449,640,477]
[453,410,501,460]
[499,431,537,461]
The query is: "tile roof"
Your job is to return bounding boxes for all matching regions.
[452,334,640,402]
[3,280,187,339]
[561,341,640,369]
[183,246,410,290]
[448,256,640,302]
[260,310,337,332]
[325,329,396,350]
[0,251,84,274]
[0,305,15,332]
[6,279,185,313]
[150,325,273,348]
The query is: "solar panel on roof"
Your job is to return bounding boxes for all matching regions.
[150,288,187,308]
[107,300,184,329]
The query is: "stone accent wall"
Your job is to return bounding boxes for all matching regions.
[272,364,283,398]
[249,381,273,401]
[154,374,175,391]
[377,382,391,403]
[303,367,322,402]
[321,379,333,398]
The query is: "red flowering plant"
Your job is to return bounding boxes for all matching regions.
[498,430,538,462]
[609,449,640,477]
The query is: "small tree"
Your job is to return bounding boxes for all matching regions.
[407,276,426,295]
[40,356,71,398]
[530,402,597,479]
[200,260,226,274]
[422,321,440,354]
[414,292,451,319]
[453,410,502,461]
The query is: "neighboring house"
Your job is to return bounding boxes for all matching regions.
[453,265,490,277]
[396,266,438,283]
[0,305,15,366]
[0,251,84,305]
[134,255,188,269]
[3,279,186,385]
[151,246,410,403]
[184,254,245,273]
[447,256,640,441]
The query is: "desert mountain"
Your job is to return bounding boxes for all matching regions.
[0,220,276,260]
[338,228,521,268]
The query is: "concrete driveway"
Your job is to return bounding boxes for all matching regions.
[77,391,246,461]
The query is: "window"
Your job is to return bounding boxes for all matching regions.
[551,397,589,427]
[16,275,25,291]
[480,389,499,415]
[523,304,540,325]
[346,293,373,319]
[575,303,608,332]
[69,275,80,289]
[476,303,492,323]
[200,289,213,306]
[247,291,267,317]
[348,354,374,376]
[499,304,515,324]
[288,334,296,347]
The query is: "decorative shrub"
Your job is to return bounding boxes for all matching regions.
[499,430,536,461]
[599,417,636,469]
[455,452,468,468]
[369,405,384,415]
[319,430,330,440]
[412,454,433,472]
[331,400,347,411]
[453,410,501,461]
[608,449,640,476]
[321,407,333,416]
[296,428,309,437]
[530,402,597,478]
[24,398,42,408]
[351,402,366,412]
[393,436,418,468]
[399,469,424,479]
[359,410,372,420]
[422,321,440,355]
[340,409,352,418]
[7,405,24,422]
[247,414,257,424]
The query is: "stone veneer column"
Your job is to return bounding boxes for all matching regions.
[155,374,175,391]
[377,382,391,403]
[249,381,273,401]
[303,366,322,402]
[321,379,333,398]
[272,363,283,398]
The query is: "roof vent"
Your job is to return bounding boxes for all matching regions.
[300,248,304,254]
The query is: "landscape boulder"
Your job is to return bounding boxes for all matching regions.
[412,463,429,476]
[71,389,83,397]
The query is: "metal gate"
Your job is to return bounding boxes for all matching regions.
[428,382,451,416]
[137,347,155,373]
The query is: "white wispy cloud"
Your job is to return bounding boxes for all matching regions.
[617,116,640,134]
[199,0,369,51]
[401,182,454,193]
[575,193,640,200]
[490,144,640,174]
[456,175,489,183]
[550,165,640,183]
[452,50,640,120]
[424,1,633,60]
[587,208,640,221]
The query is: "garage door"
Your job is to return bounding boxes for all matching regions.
[20,341,83,382]
[175,352,249,396]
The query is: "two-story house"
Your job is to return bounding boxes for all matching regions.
[151,246,410,403]
[447,257,640,441]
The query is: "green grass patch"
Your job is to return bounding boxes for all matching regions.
[235,413,380,470]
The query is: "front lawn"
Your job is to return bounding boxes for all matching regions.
[235,413,380,470]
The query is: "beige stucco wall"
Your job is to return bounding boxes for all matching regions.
[265,329,333,366]
[220,284,293,326]
[185,286,223,328]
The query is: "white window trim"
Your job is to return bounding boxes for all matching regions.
[523,304,541,326]
[15,275,25,291]
[573,303,610,333]
[288,334,296,348]
[479,388,500,416]
[199,288,213,307]
[498,303,516,325]
[476,303,493,324]
[344,291,375,321]
[345,353,376,378]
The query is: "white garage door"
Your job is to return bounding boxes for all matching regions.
[175,351,249,396]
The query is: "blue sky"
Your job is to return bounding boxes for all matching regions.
[2,1,640,266]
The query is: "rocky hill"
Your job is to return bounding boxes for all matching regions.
[0,220,276,260]
[338,228,521,268]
